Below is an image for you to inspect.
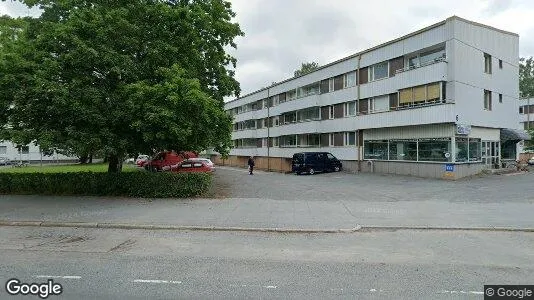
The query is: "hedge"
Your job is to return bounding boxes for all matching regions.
[0,172,212,198]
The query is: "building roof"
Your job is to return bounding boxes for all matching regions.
[226,16,519,106]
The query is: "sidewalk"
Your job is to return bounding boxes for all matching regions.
[1,195,533,230]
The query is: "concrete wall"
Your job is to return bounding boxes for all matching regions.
[356,160,486,179]
[213,155,292,173]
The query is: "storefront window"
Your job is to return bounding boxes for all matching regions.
[364,141,388,160]
[389,140,417,161]
[469,139,482,161]
[456,138,469,162]
[418,138,451,162]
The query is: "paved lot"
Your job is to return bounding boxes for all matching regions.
[209,166,534,203]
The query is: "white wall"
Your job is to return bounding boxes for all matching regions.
[0,141,76,162]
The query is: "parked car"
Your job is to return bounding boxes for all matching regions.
[187,158,215,171]
[145,151,198,172]
[292,152,342,175]
[528,157,534,165]
[135,155,150,167]
[124,157,135,164]
[171,159,213,173]
[0,157,11,166]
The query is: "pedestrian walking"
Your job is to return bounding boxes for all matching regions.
[248,156,255,175]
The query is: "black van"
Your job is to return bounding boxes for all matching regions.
[292,152,343,175]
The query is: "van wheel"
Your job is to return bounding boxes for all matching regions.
[334,166,340,172]
[295,172,301,175]
[308,168,315,175]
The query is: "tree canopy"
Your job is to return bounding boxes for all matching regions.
[293,61,320,77]
[520,57,534,99]
[0,0,243,172]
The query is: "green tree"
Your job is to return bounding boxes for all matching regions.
[294,62,320,77]
[520,57,534,98]
[0,0,242,172]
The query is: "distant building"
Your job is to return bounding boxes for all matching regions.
[519,98,534,130]
[0,141,78,163]
[218,16,527,179]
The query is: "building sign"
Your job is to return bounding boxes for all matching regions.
[445,164,454,172]
[456,124,471,135]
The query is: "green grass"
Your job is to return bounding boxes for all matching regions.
[0,163,139,173]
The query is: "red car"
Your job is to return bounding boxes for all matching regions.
[145,151,198,172]
[171,160,213,173]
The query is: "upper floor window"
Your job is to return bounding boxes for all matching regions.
[484,90,492,111]
[329,106,334,119]
[287,89,297,101]
[369,95,389,113]
[484,53,492,74]
[407,46,445,69]
[519,106,524,114]
[499,59,503,69]
[345,101,356,116]
[369,62,388,81]
[344,72,356,88]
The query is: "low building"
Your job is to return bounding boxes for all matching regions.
[218,16,527,179]
[0,141,78,164]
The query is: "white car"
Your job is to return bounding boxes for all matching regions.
[528,157,534,166]
[187,158,215,170]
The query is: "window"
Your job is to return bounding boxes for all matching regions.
[345,101,356,116]
[456,138,469,162]
[333,132,344,146]
[398,82,443,106]
[418,139,451,162]
[484,90,492,111]
[280,135,297,147]
[329,78,334,92]
[334,75,343,91]
[298,134,320,147]
[269,137,279,147]
[344,72,356,88]
[419,48,446,66]
[345,132,356,146]
[329,106,334,119]
[257,119,264,129]
[369,62,388,81]
[18,146,29,154]
[287,89,297,100]
[364,141,388,160]
[282,112,296,124]
[320,80,329,94]
[484,53,492,74]
[370,96,389,113]
[389,140,417,161]
[499,93,503,103]
[520,106,524,114]
[499,59,503,69]
[469,139,482,161]
[0,146,6,155]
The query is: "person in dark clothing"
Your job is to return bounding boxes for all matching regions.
[248,156,255,175]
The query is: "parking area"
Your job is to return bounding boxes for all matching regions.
[209,166,534,204]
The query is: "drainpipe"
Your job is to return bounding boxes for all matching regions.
[267,88,270,172]
[357,54,362,172]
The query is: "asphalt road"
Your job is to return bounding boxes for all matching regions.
[0,226,533,299]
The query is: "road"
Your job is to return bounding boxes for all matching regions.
[0,226,533,299]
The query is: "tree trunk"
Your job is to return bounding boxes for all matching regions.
[89,153,93,164]
[107,154,122,173]
[79,155,88,164]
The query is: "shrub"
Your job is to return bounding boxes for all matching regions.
[0,172,211,198]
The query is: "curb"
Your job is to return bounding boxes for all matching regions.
[0,221,532,233]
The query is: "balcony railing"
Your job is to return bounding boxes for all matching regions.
[395,56,446,74]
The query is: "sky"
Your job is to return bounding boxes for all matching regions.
[2,0,534,100]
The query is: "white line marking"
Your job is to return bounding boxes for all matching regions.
[263,286,277,289]
[370,288,377,292]
[35,275,81,279]
[438,290,483,295]
[133,279,182,284]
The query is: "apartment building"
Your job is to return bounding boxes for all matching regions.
[520,97,534,130]
[219,16,526,179]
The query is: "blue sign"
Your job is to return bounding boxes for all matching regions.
[445,164,454,172]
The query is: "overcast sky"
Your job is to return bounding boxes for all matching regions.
[2,0,534,100]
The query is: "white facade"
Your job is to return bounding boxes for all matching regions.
[224,16,521,173]
[0,141,77,163]
[520,98,534,130]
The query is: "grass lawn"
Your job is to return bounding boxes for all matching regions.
[0,163,140,173]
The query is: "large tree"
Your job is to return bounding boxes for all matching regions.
[0,0,242,172]
[294,61,320,77]
[520,57,534,98]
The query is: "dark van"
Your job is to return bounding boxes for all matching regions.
[292,152,342,175]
